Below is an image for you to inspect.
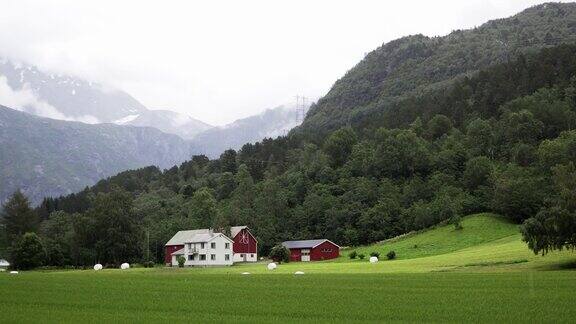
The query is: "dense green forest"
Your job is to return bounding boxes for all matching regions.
[2,42,575,268]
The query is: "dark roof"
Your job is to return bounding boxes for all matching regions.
[281,239,339,249]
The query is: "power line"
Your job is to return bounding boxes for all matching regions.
[295,95,307,124]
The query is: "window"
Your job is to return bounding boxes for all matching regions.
[188,255,194,261]
[240,254,245,258]
[187,243,192,250]
[321,248,333,253]
[251,254,254,258]
[200,254,206,261]
[200,243,205,249]
[225,243,230,249]
[225,254,230,261]
[211,254,216,261]
[211,242,216,249]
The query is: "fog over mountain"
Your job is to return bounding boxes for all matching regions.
[0,59,146,123]
[191,103,310,158]
[115,109,213,140]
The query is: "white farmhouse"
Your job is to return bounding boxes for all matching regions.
[167,229,234,267]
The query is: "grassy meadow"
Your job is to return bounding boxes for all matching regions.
[1,214,575,323]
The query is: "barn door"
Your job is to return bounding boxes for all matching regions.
[301,249,310,262]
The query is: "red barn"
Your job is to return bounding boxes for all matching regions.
[230,226,258,262]
[282,239,340,261]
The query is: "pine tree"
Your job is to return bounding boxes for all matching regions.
[1,191,39,241]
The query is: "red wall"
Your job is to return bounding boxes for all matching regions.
[289,249,302,262]
[310,241,339,261]
[164,245,183,264]
[233,229,257,254]
[289,241,340,261]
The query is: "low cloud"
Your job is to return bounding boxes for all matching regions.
[0,76,99,124]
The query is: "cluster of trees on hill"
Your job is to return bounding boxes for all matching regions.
[1,43,576,268]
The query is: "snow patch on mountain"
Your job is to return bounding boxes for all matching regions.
[114,114,140,125]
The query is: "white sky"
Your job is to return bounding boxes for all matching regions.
[0,0,565,125]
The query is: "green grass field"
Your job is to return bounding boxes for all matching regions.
[1,214,575,323]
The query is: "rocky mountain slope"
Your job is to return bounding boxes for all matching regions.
[0,105,192,204]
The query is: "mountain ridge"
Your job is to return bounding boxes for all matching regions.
[300,2,576,138]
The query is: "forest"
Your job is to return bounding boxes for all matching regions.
[1,43,576,269]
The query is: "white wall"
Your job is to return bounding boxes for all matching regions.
[233,252,258,263]
[171,234,234,267]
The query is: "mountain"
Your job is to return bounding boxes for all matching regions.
[0,105,193,204]
[115,109,213,140]
[0,59,147,123]
[191,104,309,158]
[300,2,576,138]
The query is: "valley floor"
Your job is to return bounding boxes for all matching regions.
[1,214,574,323]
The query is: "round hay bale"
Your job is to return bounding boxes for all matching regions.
[294,271,305,275]
[267,262,277,270]
[241,272,251,275]
[93,263,103,271]
[10,271,18,274]
[369,256,379,263]
[120,263,130,270]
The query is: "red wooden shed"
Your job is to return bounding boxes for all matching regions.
[281,239,340,261]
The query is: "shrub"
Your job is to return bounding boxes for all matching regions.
[369,251,380,258]
[358,253,366,260]
[269,244,290,263]
[176,255,185,267]
[11,233,46,270]
[348,251,357,259]
[143,261,155,268]
[387,251,396,260]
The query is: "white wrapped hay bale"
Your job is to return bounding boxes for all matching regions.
[267,262,277,270]
[241,272,251,275]
[93,264,103,271]
[120,263,130,270]
[294,271,305,275]
[10,271,18,274]
[369,256,379,263]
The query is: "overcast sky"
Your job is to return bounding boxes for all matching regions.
[0,0,566,125]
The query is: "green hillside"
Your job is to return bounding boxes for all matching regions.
[197,213,575,274]
[342,213,517,260]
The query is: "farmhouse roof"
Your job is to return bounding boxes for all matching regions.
[165,229,211,246]
[0,259,9,267]
[282,239,340,249]
[230,226,248,238]
[188,233,216,243]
